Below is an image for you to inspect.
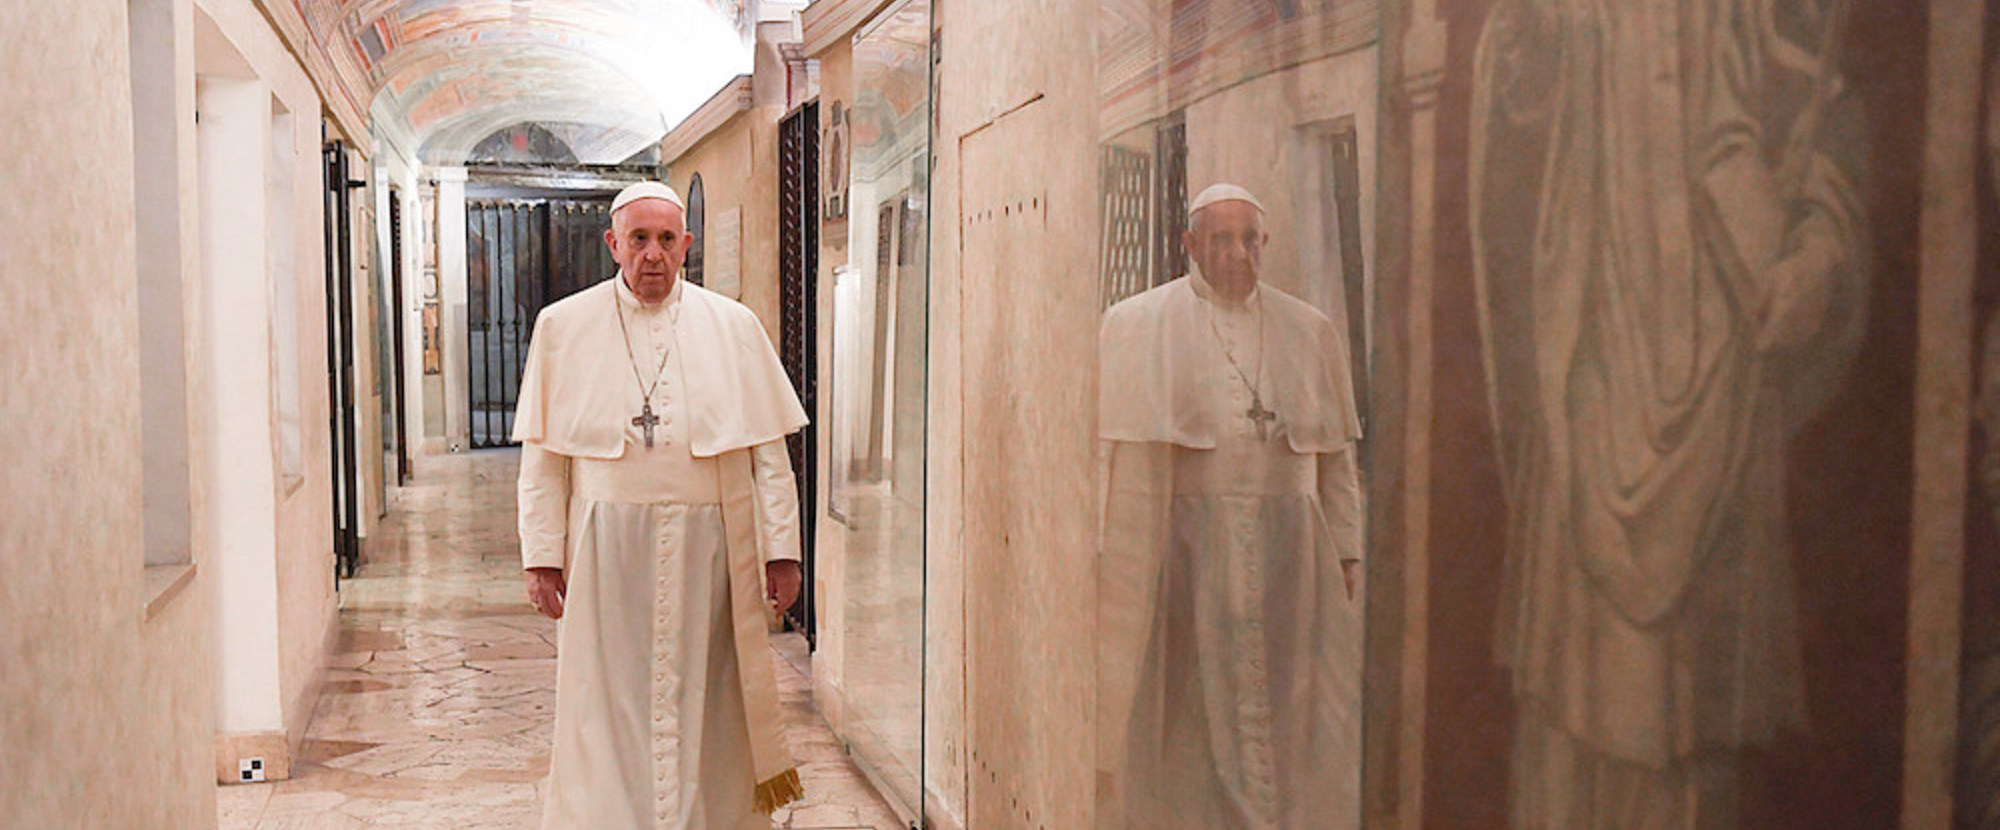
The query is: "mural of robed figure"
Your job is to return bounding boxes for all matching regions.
[1469,0,1869,827]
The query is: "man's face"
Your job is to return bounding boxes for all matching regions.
[604,198,691,303]
[1184,200,1267,295]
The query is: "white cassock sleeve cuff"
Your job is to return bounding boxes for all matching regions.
[750,440,804,564]
[1320,444,1363,565]
[518,444,571,571]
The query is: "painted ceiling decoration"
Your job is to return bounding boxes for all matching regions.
[469,122,580,164]
[286,0,761,164]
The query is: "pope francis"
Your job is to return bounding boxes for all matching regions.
[514,181,808,829]
[1097,183,1363,830]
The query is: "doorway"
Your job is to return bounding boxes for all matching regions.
[384,188,410,485]
[464,198,614,449]
[323,138,362,579]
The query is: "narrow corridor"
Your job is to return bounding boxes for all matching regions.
[214,450,903,829]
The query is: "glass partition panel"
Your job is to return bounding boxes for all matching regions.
[1094,3,1380,828]
[830,0,931,818]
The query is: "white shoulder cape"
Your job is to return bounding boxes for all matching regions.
[512,277,808,459]
[1098,275,1361,452]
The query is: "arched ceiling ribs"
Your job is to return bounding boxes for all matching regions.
[292,0,758,166]
[415,98,662,165]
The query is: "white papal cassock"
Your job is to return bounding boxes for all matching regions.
[516,275,807,830]
[1097,267,1364,830]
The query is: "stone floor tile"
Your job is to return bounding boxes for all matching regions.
[218,449,902,829]
[214,782,270,829]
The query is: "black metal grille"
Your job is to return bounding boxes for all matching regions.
[778,102,821,642]
[686,174,706,286]
[1327,124,1369,430]
[323,140,361,579]
[388,190,410,484]
[1100,145,1153,307]
[1154,113,1190,282]
[466,198,612,449]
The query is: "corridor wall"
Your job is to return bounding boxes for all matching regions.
[1,0,217,825]
[663,74,784,327]
[931,1,1102,829]
[815,0,1997,826]
[192,0,339,784]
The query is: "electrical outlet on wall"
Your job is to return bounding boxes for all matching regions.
[239,757,266,783]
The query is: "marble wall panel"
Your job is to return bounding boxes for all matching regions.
[946,0,1102,822]
[959,94,1099,830]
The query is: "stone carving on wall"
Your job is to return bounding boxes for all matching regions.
[1468,1,1867,827]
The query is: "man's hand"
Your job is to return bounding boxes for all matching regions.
[1342,560,1359,602]
[766,560,803,613]
[526,567,566,620]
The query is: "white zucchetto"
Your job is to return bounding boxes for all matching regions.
[1188,182,1266,218]
[611,180,686,214]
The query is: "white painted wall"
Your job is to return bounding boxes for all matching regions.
[193,0,338,758]
[345,141,387,535]
[372,144,433,467]
[1,0,218,823]
[434,166,471,452]
[196,68,286,734]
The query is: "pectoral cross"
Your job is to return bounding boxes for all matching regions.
[1247,395,1279,442]
[632,401,662,448]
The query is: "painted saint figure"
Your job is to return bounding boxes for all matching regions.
[515,181,809,829]
[1097,183,1364,830]
[1469,1,1868,826]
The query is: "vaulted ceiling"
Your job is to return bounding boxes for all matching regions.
[289,0,763,164]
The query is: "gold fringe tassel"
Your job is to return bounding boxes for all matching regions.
[753,768,805,815]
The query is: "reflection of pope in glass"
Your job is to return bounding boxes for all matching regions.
[1097,183,1363,830]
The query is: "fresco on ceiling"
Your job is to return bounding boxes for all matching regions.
[292,0,753,162]
[468,122,579,165]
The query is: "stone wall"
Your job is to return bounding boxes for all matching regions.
[0,0,219,825]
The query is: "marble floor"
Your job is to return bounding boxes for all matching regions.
[217,449,906,830]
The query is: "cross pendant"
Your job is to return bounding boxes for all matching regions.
[1247,396,1279,442]
[632,401,662,449]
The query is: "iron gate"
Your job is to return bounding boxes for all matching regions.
[778,102,821,640]
[323,139,363,579]
[466,198,613,449]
